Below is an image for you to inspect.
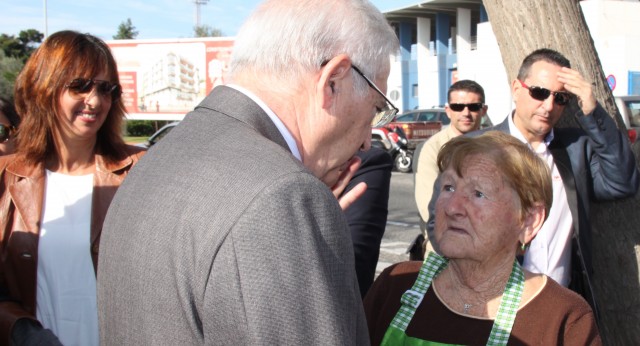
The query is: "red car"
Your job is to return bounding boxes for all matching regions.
[386,108,447,148]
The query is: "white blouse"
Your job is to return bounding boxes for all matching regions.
[36,170,98,346]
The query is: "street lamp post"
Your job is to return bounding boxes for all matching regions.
[43,0,48,38]
[193,0,209,28]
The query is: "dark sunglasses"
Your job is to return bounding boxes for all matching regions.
[65,78,122,99]
[449,103,483,112]
[518,80,571,106]
[0,124,15,143]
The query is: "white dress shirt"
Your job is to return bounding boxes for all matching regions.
[227,84,302,161]
[508,113,574,286]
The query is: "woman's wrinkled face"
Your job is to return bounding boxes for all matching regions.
[434,154,523,263]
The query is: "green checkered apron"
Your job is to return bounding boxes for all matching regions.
[380,252,524,346]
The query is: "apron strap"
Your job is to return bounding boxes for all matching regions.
[382,253,525,346]
[389,252,448,331]
[487,260,524,345]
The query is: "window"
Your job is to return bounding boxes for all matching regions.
[396,113,416,122]
[626,100,640,127]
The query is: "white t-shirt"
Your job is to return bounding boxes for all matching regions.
[36,170,98,346]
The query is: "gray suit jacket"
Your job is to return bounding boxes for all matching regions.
[97,86,369,345]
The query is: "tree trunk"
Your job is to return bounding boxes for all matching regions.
[482,0,640,344]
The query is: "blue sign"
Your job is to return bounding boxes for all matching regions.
[607,74,616,91]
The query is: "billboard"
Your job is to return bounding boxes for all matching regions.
[106,37,235,120]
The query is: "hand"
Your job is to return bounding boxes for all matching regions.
[558,67,597,115]
[11,319,63,346]
[329,156,367,211]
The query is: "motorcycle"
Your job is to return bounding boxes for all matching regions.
[371,126,413,173]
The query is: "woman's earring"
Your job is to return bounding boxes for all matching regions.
[520,242,527,251]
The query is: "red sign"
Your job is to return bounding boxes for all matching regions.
[607,74,616,91]
[118,71,137,112]
[107,37,235,119]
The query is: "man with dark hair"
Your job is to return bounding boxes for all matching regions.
[426,48,639,317]
[414,79,488,255]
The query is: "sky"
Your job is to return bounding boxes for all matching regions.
[0,0,418,41]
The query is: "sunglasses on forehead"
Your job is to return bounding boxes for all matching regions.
[449,103,483,112]
[65,78,122,100]
[518,80,571,106]
[0,124,15,143]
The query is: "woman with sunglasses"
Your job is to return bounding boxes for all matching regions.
[0,97,20,156]
[0,31,145,345]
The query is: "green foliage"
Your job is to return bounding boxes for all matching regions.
[0,50,24,101]
[113,18,139,40]
[0,29,43,62]
[126,120,155,137]
[193,25,223,38]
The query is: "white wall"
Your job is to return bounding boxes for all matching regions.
[581,0,640,96]
[458,22,512,125]
[401,0,640,122]
[417,17,441,108]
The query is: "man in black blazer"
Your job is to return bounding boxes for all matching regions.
[343,147,393,297]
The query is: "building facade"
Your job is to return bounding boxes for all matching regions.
[383,0,640,124]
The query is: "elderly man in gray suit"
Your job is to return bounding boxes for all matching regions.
[97,0,399,344]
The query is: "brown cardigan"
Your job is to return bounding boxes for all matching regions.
[0,145,145,343]
[363,261,602,346]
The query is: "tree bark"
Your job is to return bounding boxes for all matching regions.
[482,0,640,344]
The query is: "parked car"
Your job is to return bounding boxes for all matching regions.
[136,122,179,148]
[387,108,447,148]
[615,95,640,143]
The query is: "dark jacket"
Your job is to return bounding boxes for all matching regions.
[343,147,393,298]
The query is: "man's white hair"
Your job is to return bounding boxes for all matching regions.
[229,0,399,97]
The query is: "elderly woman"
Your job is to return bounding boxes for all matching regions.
[0,31,144,345]
[0,97,20,155]
[364,131,601,345]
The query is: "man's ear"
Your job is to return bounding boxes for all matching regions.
[444,105,454,120]
[519,202,546,245]
[319,54,352,110]
[512,79,523,104]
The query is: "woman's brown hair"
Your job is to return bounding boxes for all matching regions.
[437,131,553,223]
[14,30,126,164]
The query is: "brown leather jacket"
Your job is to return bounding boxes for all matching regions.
[0,145,145,342]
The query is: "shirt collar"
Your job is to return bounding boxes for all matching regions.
[226,84,301,160]
[507,111,554,153]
